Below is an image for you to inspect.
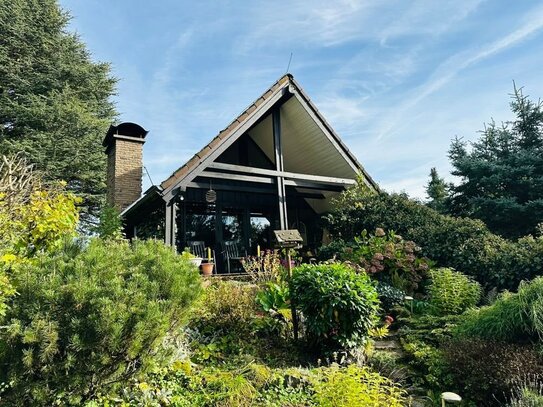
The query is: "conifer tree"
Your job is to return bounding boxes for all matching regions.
[0,0,117,225]
[448,85,543,238]
[425,167,449,213]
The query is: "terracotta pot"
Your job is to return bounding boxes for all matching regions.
[200,262,214,276]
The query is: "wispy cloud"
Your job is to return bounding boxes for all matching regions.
[375,4,543,140]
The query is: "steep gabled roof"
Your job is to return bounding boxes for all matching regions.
[159,74,377,202]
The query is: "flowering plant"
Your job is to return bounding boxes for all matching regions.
[342,228,432,294]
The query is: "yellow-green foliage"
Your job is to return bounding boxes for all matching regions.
[90,361,408,407]
[312,364,407,407]
[428,268,481,315]
[0,272,15,319]
[191,280,259,335]
[0,185,80,261]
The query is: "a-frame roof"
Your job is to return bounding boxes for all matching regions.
[159,74,377,202]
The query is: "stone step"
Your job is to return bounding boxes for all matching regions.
[373,339,401,350]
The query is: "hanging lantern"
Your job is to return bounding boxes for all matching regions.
[206,181,217,203]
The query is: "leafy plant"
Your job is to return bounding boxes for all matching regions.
[376,282,405,312]
[508,376,543,407]
[332,228,431,294]
[312,364,407,407]
[256,282,289,312]
[190,280,259,337]
[291,263,380,353]
[0,238,201,405]
[96,205,124,240]
[241,250,283,283]
[455,276,543,342]
[428,268,481,315]
[0,271,15,320]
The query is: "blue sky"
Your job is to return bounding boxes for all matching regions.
[60,0,543,198]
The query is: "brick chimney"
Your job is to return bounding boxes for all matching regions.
[103,122,148,211]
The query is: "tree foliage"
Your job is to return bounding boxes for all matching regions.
[324,181,543,290]
[0,155,80,261]
[425,167,449,214]
[0,0,117,224]
[448,85,543,238]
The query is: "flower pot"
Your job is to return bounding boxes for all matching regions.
[189,257,203,267]
[201,262,214,276]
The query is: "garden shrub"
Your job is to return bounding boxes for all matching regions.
[190,280,259,336]
[398,314,462,390]
[428,268,481,315]
[291,263,380,353]
[312,364,407,407]
[324,181,543,290]
[375,282,406,312]
[93,362,407,407]
[455,277,543,342]
[0,238,201,405]
[442,339,543,406]
[339,229,431,294]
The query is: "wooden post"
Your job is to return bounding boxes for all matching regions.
[287,251,299,341]
[273,108,288,230]
[164,200,177,248]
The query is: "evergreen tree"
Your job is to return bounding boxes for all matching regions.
[425,167,449,213]
[448,85,543,238]
[0,0,117,225]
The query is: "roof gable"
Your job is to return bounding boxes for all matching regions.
[160,74,377,202]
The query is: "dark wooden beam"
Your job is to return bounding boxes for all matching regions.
[186,181,326,199]
[199,170,275,184]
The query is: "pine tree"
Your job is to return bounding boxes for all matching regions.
[448,85,543,238]
[0,0,117,226]
[425,167,449,213]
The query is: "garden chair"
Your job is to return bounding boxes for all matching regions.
[221,241,245,273]
[187,241,215,264]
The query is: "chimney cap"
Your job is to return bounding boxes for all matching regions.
[103,122,148,148]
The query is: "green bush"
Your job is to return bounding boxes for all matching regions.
[190,280,259,336]
[89,361,407,407]
[338,229,431,294]
[428,268,481,315]
[455,276,543,342]
[312,364,407,407]
[324,182,543,290]
[291,263,380,353]
[0,238,201,405]
[442,339,543,406]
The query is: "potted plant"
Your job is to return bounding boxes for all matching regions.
[181,248,203,268]
[200,261,214,276]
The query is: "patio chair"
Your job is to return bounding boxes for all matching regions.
[187,241,215,264]
[221,241,246,273]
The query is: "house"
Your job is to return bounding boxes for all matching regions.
[103,74,377,272]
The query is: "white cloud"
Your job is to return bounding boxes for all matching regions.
[374,4,543,140]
